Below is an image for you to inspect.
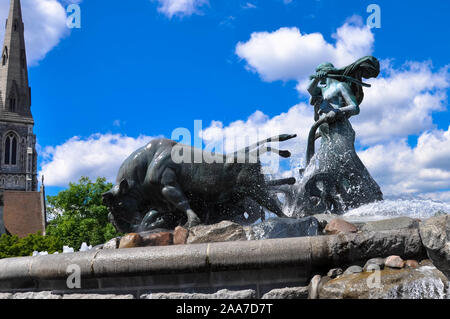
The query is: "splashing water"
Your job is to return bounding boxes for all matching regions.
[342,199,450,222]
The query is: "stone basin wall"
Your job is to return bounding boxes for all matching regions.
[0,215,448,299]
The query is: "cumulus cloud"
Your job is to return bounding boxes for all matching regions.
[235,17,374,82]
[359,126,450,197]
[353,62,449,144]
[0,0,72,65]
[39,133,154,187]
[230,18,450,201]
[154,0,209,18]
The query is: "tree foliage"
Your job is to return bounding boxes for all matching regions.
[0,232,62,259]
[45,176,120,249]
[0,177,120,259]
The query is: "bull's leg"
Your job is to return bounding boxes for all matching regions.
[160,168,201,228]
[249,188,288,218]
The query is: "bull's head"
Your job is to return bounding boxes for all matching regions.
[102,179,142,232]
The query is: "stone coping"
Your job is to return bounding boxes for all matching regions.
[0,229,425,292]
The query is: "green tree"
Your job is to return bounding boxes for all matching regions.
[0,232,62,259]
[45,176,120,249]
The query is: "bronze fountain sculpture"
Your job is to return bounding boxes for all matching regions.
[103,56,383,232]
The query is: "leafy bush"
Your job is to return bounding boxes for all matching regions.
[0,232,62,259]
[45,176,121,249]
[0,176,121,259]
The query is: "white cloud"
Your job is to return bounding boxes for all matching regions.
[359,126,450,197]
[235,17,374,82]
[230,18,450,201]
[0,0,71,65]
[39,133,154,187]
[154,0,209,18]
[353,62,449,145]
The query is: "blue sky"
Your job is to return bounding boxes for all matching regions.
[1,0,449,201]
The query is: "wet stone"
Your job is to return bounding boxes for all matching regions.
[119,233,142,249]
[344,265,363,275]
[327,268,343,278]
[385,255,405,269]
[363,258,385,271]
[173,226,189,245]
[141,232,173,247]
[324,219,358,235]
[247,216,319,240]
[262,287,308,299]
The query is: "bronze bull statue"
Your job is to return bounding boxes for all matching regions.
[102,134,296,233]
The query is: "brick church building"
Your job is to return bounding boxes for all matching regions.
[0,0,46,237]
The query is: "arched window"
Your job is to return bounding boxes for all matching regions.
[4,133,18,165]
[2,46,7,66]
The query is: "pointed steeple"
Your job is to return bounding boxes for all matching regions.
[0,0,32,121]
[0,0,38,192]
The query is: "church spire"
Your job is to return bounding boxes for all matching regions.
[0,0,37,192]
[0,0,32,119]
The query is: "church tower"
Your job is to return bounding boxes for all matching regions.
[0,0,37,191]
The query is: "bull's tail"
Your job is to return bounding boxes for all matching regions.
[266,177,296,186]
[232,134,297,157]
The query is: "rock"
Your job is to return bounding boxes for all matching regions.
[119,233,142,248]
[405,260,419,268]
[0,293,12,299]
[12,291,62,299]
[385,255,405,269]
[262,287,308,299]
[173,226,189,245]
[141,232,173,246]
[141,289,256,299]
[319,264,449,299]
[103,237,119,249]
[327,268,343,278]
[324,218,358,235]
[312,213,340,230]
[187,221,246,244]
[419,215,450,280]
[308,274,322,299]
[362,217,419,232]
[247,217,319,240]
[344,265,363,275]
[63,294,134,299]
[92,244,104,250]
[363,258,385,271]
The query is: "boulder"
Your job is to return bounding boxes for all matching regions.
[12,291,62,299]
[362,217,419,232]
[247,217,319,240]
[141,289,256,299]
[187,221,246,244]
[327,268,343,278]
[319,264,449,299]
[141,232,173,247]
[343,265,363,275]
[119,233,142,249]
[363,257,385,271]
[405,260,419,268]
[419,215,450,279]
[385,255,405,269]
[262,287,308,299]
[308,275,322,299]
[103,237,119,249]
[173,226,189,245]
[324,219,358,235]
